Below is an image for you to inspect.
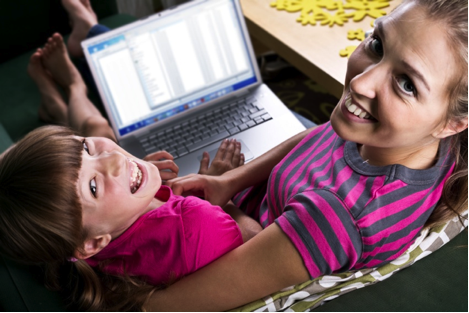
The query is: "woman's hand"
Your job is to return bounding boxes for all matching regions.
[143,150,179,181]
[198,139,245,176]
[166,173,233,206]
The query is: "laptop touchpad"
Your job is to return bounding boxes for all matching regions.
[197,139,254,164]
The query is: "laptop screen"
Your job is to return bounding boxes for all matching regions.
[84,0,257,136]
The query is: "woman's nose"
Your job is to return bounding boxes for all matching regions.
[349,64,382,100]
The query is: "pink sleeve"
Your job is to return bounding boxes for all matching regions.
[180,196,243,274]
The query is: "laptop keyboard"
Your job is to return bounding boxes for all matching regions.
[139,97,272,159]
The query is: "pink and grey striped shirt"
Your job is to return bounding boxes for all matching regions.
[233,122,455,278]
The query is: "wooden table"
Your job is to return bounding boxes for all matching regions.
[240,0,401,98]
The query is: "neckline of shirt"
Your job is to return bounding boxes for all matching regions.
[343,138,453,185]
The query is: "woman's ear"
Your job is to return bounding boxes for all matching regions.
[433,116,468,139]
[74,234,112,259]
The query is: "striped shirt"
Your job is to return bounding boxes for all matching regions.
[233,122,455,278]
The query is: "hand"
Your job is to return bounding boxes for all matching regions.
[143,150,179,181]
[198,139,244,176]
[166,173,233,206]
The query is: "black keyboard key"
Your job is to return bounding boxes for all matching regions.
[249,109,267,120]
[238,123,248,131]
[176,147,189,157]
[233,119,242,126]
[228,127,240,135]
[224,122,235,129]
[254,117,264,124]
[145,146,160,154]
[186,131,230,153]
[167,149,177,157]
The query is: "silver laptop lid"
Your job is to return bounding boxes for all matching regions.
[82,0,261,140]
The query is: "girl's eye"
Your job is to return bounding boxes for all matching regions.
[369,36,383,56]
[397,76,416,95]
[90,178,97,198]
[82,140,90,155]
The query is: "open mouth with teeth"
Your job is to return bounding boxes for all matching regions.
[344,95,376,121]
[129,159,143,194]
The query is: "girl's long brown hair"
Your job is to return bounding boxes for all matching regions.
[411,0,469,228]
[0,126,156,311]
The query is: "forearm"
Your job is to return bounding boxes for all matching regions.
[224,127,314,194]
[144,224,310,311]
[223,201,262,242]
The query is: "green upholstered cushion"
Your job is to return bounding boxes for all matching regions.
[0,123,13,153]
[316,230,468,312]
[0,14,136,143]
[0,256,67,311]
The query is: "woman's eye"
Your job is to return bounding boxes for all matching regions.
[397,76,416,95]
[90,178,97,198]
[82,140,90,155]
[369,36,383,56]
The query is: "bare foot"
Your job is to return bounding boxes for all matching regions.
[41,33,85,93]
[62,0,98,58]
[27,49,68,125]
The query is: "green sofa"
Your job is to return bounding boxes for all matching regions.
[0,0,467,311]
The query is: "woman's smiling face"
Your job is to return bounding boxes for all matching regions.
[330,1,459,162]
[75,136,162,240]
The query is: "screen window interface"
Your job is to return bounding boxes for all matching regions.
[87,0,256,136]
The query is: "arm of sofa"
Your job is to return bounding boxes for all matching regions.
[0,256,67,311]
[0,123,13,154]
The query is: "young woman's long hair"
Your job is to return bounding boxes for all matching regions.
[411,0,469,227]
[0,126,156,311]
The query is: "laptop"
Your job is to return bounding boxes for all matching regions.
[82,0,305,176]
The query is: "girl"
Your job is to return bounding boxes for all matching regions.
[148,0,468,310]
[0,125,261,310]
[1,9,258,310]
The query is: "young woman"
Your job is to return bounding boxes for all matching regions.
[148,0,468,310]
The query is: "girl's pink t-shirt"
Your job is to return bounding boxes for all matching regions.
[86,185,243,285]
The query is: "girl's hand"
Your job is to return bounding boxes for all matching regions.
[166,173,233,206]
[198,139,245,176]
[143,150,179,181]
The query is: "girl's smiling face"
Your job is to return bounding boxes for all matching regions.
[330,1,463,166]
[75,136,162,250]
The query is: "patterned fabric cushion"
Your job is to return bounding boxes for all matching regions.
[233,212,468,312]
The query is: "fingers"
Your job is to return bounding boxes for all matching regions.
[223,139,236,162]
[160,170,178,181]
[214,139,229,160]
[143,150,174,161]
[147,159,179,182]
[198,151,210,174]
[231,141,241,166]
[239,153,245,167]
[143,150,179,180]
[166,174,203,196]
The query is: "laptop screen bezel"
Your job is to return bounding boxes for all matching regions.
[81,0,263,141]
